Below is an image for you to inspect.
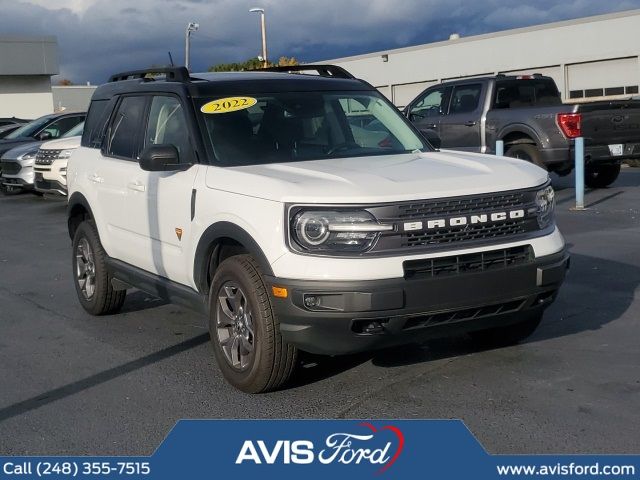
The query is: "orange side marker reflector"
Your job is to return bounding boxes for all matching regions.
[272,286,288,298]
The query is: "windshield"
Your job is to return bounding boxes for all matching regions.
[197,91,427,166]
[63,121,85,138]
[5,115,55,140]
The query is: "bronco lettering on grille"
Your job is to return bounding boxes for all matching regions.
[403,209,525,232]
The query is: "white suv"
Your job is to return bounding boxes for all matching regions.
[67,66,568,393]
[34,121,84,196]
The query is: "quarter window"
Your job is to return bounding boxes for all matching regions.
[106,96,147,159]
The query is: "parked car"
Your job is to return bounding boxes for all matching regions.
[0,118,31,139]
[34,121,84,196]
[403,74,640,187]
[67,65,568,393]
[1,121,84,195]
[0,111,85,158]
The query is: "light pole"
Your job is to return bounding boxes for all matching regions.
[185,21,199,71]
[249,8,267,68]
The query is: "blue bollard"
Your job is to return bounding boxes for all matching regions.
[495,140,504,156]
[574,137,585,210]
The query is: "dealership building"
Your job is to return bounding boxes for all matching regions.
[327,10,640,108]
[0,35,59,118]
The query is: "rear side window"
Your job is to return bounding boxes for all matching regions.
[449,84,482,113]
[82,100,110,148]
[106,96,147,159]
[494,79,562,108]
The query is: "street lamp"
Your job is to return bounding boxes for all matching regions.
[185,21,199,72]
[249,8,267,68]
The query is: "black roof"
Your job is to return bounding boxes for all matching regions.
[92,66,374,101]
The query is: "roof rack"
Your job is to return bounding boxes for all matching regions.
[254,64,355,79]
[108,67,190,83]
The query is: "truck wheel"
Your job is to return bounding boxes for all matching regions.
[72,221,126,315]
[469,310,543,348]
[209,254,298,393]
[584,164,621,188]
[504,144,547,170]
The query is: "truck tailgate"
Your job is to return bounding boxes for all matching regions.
[578,100,640,145]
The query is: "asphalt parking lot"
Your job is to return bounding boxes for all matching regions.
[0,168,639,456]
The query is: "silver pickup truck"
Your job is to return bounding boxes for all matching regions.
[404,74,640,188]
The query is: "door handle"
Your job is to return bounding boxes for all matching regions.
[127,181,146,192]
[464,121,477,127]
[425,123,437,129]
[87,173,103,183]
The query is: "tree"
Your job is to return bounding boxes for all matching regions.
[57,78,74,86]
[208,56,299,72]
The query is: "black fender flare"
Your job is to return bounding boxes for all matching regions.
[193,222,274,294]
[67,192,95,240]
[497,124,543,148]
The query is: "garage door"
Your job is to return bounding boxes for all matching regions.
[391,81,437,108]
[567,57,639,100]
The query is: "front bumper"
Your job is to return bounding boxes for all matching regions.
[267,249,569,355]
[34,172,67,196]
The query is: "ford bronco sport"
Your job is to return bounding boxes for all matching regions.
[67,66,568,393]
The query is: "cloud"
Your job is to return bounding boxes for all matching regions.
[1,0,639,84]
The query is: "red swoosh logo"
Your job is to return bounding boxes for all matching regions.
[359,422,405,474]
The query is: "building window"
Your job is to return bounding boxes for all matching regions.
[569,90,584,99]
[626,85,639,94]
[604,87,625,95]
[584,88,604,98]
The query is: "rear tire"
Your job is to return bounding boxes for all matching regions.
[584,164,621,188]
[72,221,126,315]
[470,311,543,348]
[209,254,298,393]
[504,143,547,170]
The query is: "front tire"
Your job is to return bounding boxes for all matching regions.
[469,311,543,348]
[72,221,126,315]
[585,164,621,188]
[504,143,547,170]
[209,255,297,393]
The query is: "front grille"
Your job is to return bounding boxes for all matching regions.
[0,161,21,175]
[368,186,542,253]
[35,149,62,165]
[403,245,533,279]
[402,221,528,248]
[397,192,527,219]
[402,298,526,330]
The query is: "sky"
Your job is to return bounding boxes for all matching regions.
[2,0,640,84]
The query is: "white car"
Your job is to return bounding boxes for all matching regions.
[34,121,83,196]
[67,65,568,393]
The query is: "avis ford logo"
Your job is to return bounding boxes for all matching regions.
[235,422,404,473]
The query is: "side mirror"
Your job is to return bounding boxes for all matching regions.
[139,144,190,172]
[420,129,441,150]
[38,131,53,141]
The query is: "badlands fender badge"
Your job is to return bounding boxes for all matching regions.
[201,96,257,114]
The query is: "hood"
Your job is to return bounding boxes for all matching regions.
[0,137,33,156]
[1,141,43,160]
[205,150,549,204]
[41,135,81,150]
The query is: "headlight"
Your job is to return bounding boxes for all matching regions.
[535,184,555,229]
[291,210,393,253]
[57,149,75,159]
[19,152,37,161]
